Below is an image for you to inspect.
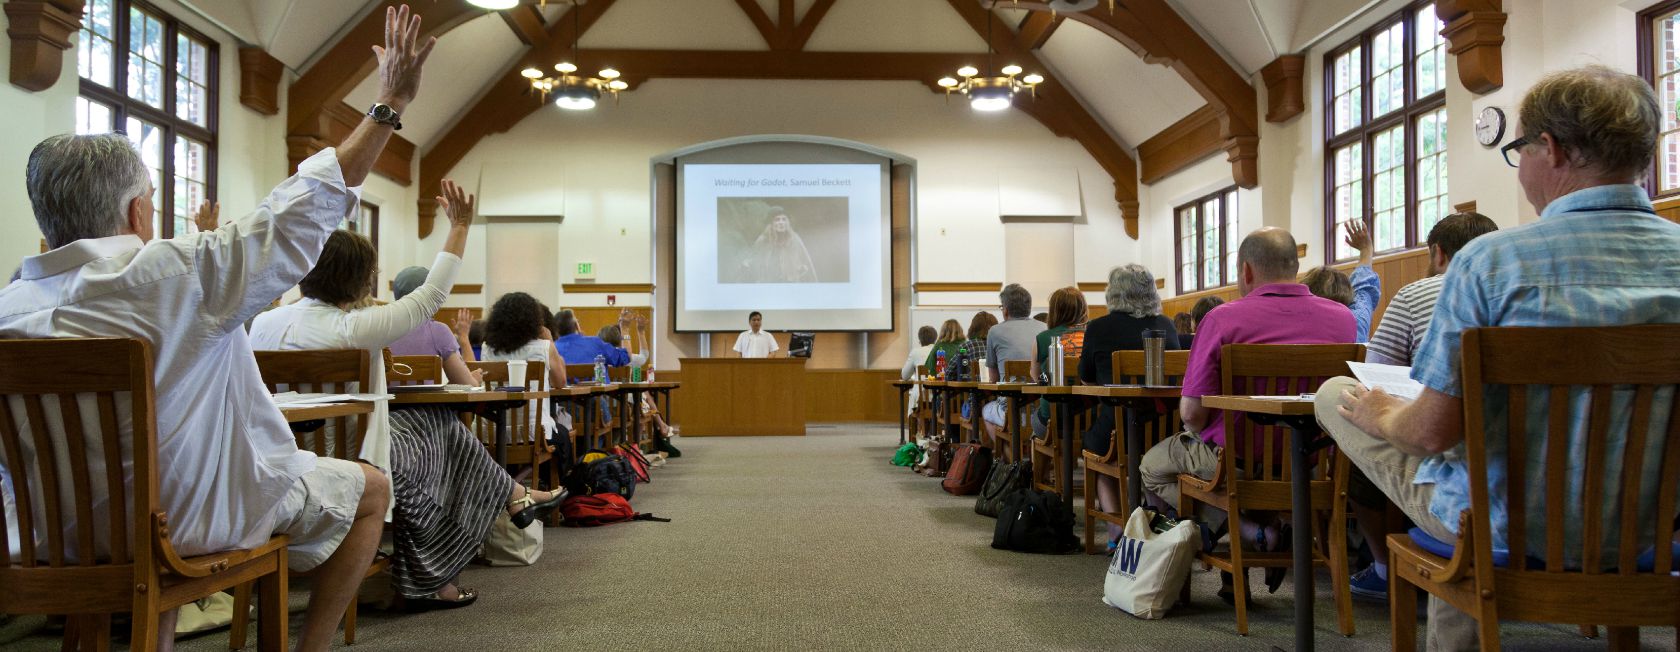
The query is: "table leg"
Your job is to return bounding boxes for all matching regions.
[1290,423,1316,652]
[491,407,509,465]
[1059,398,1074,510]
[897,390,907,444]
[582,396,596,451]
[1123,403,1143,509]
[632,389,644,451]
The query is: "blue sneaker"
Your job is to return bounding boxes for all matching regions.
[1349,565,1388,601]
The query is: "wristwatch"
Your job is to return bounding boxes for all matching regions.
[366,103,403,131]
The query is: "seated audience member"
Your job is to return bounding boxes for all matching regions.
[1303,220,1381,341]
[1341,211,1499,601]
[1140,227,1355,595]
[387,265,482,385]
[1171,312,1195,350]
[966,311,997,357]
[902,325,938,416]
[482,292,573,433]
[1190,296,1224,330]
[923,318,966,375]
[981,284,1046,442]
[598,322,675,440]
[251,185,562,612]
[1318,66,1680,648]
[0,8,434,647]
[1029,286,1089,437]
[1078,265,1180,546]
[601,310,651,367]
[554,308,627,376]
[468,318,486,360]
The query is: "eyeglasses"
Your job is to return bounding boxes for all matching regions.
[1501,135,1530,168]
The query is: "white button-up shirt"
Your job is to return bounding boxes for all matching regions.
[0,149,358,559]
[733,329,778,358]
[248,251,459,479]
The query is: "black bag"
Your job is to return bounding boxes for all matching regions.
[974,460,1032,517]
[564,449,637,499]
[990,488,1079,554]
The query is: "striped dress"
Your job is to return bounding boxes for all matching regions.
[386,406,513,597]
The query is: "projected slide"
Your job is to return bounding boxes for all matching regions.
[677,161,890,331]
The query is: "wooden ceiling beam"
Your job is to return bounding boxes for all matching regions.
[1016,11,1063,51]
[500,4,547,47]
[944,0,1140,235]
[1137,105,1223,183]
[788,0,836,52]
[287,1,482,134]
[733,0,782,49]
[989,0,1259,189]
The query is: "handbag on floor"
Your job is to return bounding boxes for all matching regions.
[941,444,992,495]
[1101,507,1201,619]
[974,460,1031,517]
[914,439,949,477]
[990,488,1078,554]
[480,510,544,566]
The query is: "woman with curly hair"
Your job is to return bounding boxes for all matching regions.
[481,292,571,435]
[250,181,562,611]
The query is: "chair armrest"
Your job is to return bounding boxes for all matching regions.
[1430,511,1476,583]
[151,512,287,578]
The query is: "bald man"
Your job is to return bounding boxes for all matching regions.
[1136,228,1356,578]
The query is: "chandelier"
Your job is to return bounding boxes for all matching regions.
[937,7,1042,112]
[513,0,629,110]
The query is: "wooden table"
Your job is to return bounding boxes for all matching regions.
[1020,385,1081,509]
[889,380,915,443]
[977,382,1030,462]
[1071,385,1182,510]
[390,390,549,463]
[1200,394,1320,652]
[279,402,375,433]
[677,358,806,436]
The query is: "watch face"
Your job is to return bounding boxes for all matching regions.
[371,105,394,120]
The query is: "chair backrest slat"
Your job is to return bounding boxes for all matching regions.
[254,350,372,462]
[23,395,66,567]
[56,394,98,566]
[1655,408,1680,575]
[1505,386,1530,565]
[1002,360,1029,383]
[1543,385,1569,572]
[0,398,36,567]
[1222,344,1363,482]
[96,392,128,565]
[1579,384,1614,574]
[389,355,443,386]
[1616,385,1657,573]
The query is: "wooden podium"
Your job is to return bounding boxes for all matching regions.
[677,357,806,436]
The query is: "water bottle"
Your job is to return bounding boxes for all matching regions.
[1048,335,1065,386]
[935,350,947,380]
[1142,329,1166,386]
[954,342,969,381]
[594,354,607,384]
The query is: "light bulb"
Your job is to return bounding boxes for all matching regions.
[970,96,1012,111]
[937,77,959,88]
[599,68,621,80]
[521,68,543,79]
[467,0,517,9]
[556,62,578,73]
[957,66,979,77]
[1001,64,1023,76]
[608,80,628,90]
[556,96,597,110]
[1022,73,1044,85]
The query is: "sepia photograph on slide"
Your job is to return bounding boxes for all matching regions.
[716,197,850,284]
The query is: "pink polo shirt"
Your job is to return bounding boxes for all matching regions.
[1181,283,1356,446]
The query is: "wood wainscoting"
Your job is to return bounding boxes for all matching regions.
[1654,195,1680,224]
[654,367,898,427]
[1162,247,1432,335]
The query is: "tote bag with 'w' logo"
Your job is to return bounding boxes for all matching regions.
[1102,507,1201,619]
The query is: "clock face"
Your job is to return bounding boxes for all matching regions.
[1475,106,1505,146]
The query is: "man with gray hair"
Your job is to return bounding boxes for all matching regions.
[981,283,1045,446]
[0,6,436,650]
[1321,65,1680,649]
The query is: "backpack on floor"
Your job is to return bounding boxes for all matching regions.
[914,439,948,477]
[614,444,653,483]
[991,488,1079,554]
[564,449,637,499]
[559,493,671,527]
[941,444,992,495]
[890,442,919,467]
[974,460,1032,517]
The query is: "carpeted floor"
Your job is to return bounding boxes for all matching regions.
[3,424,1675,650]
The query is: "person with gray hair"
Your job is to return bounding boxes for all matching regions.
[980,283,1046,447]
[1076,264,1181,546]
[1320,65,1680,649]
[0,6,436,649]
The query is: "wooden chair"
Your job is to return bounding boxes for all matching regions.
[950,358,982,444]
[565,363,616,448]
[1082,350,1188,554]
[910,364,932,443]
[991,360,1032,462]
[468,360,558,491]
[608,365,657,450]
[234,349,383,647]
[1031,354,1086,496]
[1177,343,1362,636]
[388,354,443,386]
[1389,326,1680,651]
[0,338,289,652]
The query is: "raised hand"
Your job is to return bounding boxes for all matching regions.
[371,4,436,113]
[452,308,473,336]
[436,179,475,230]
[191,201,220,233]
[1343,219,1373,263]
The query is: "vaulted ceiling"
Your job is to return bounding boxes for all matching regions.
[181,0,1335,236]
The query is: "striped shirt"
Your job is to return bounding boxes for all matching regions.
[1365,274,1443,366]
[1411,184,1680,569]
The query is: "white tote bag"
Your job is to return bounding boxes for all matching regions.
[1101,507,1201,619]
[479,512,544,566]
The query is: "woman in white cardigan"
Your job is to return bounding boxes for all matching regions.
[250,181,560,611]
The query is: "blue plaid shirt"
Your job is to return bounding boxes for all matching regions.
[1411,184,1680,566]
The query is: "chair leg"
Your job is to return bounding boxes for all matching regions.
[129,608,160,652]
[1389,564,1419,652]
[1083,464,1098,554]
[257,565,289,651]
[1326,507,1355,636]
[1605,627,1639,652]
[228,581,252,650]
[344,600,357,645]
[1475,606,1501,652]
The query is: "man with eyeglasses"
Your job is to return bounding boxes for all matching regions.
[1317,65,1680,649]
[981,283,1045,444]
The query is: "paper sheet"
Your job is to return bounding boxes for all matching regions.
[1347,362,1424,401]
[271,392,392,407]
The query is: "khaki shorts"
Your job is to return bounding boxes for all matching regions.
[271,457,366,572]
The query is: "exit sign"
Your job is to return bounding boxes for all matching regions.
[575,261,596,279]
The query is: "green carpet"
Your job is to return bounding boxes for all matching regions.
[2,424,1672,650]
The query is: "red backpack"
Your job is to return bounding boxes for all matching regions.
[614,445,652,483]
[559,493,670,527]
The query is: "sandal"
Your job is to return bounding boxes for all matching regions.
[508,487,566,529]
[1257,523,1289,594]
[404,587,478,613]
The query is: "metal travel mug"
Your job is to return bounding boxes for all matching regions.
[1142,329,1165,386]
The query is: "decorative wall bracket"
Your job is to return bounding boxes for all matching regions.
[1437,0,1505,95]
[5,0,84,92]
[1260,55,1305,123]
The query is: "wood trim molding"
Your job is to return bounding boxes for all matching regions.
[1075,282,1105,292]
[1437,0,1505,95]
[288,103,415,184]
[390,281,482,294]
[237,48,283,115]
[987,0,1258,190]
[914,282,1002,293]
[1297,243,1309,258]
[1138,105,1223,184]
[5,0,83,92]
[1259,54,1304,123]
[1453,200,1478,213]
[562,283,655,294]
